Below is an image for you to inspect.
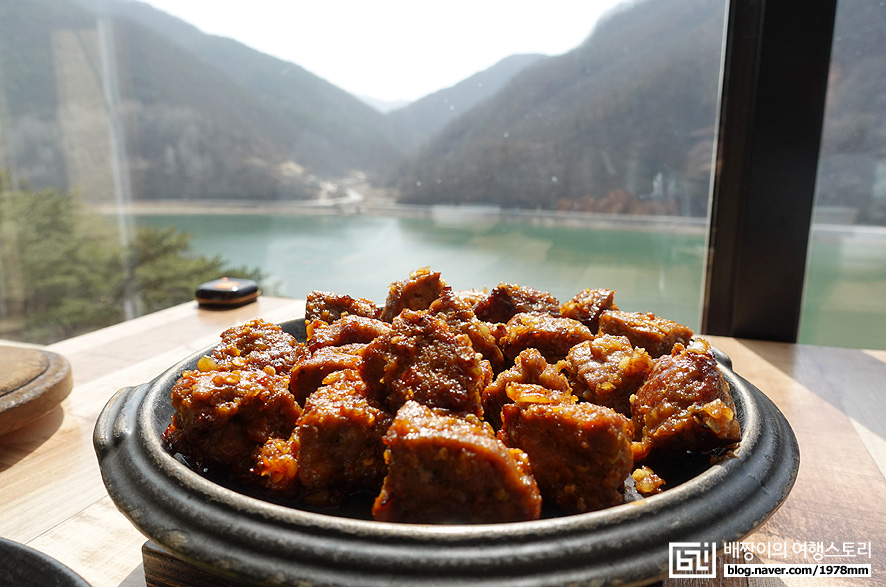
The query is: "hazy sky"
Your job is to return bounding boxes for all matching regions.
[139,1,624,103]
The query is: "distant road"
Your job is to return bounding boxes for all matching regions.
[94,199,712,235]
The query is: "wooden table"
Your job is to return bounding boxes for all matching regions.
[1,297,883,586]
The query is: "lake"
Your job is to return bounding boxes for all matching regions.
[133,211,886,350]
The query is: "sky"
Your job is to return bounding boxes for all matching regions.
[139,0,625,103]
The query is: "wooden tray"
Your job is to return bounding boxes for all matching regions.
[143,541,240,587]
[0,345,72,436]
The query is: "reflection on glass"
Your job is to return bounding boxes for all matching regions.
[0,0,727,344]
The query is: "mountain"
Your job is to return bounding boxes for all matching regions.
[390,0,726,215]
[0,0,405,204]
[3,0,882,221]
[813,1,886,224]
[101,0,404,177]
[0,0,96,193]
[386,54,548,151]
[106,15,315,201]
[390,0,886,224]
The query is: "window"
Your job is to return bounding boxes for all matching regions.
[799,0,886,349]
[4,0,879,351]
[1,0,730,345]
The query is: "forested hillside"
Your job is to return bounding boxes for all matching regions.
[813,1,886,224]
[386,54,547,151]
[101,0,405,177]
[388,0,885,224]
[1,0,883,221]
[390,0,726,216]
[0,0,408,203]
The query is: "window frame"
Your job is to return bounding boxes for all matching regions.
[702,0,838,342]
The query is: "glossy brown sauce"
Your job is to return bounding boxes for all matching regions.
[165,269,740,524]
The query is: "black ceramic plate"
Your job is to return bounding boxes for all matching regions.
[0,538,91,587]
[94,319,799,587]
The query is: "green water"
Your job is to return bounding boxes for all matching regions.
[133,213,886,349]
[135,213,707,330]
[799,228,886,349]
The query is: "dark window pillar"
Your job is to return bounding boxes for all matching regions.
[703,0,838,342]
